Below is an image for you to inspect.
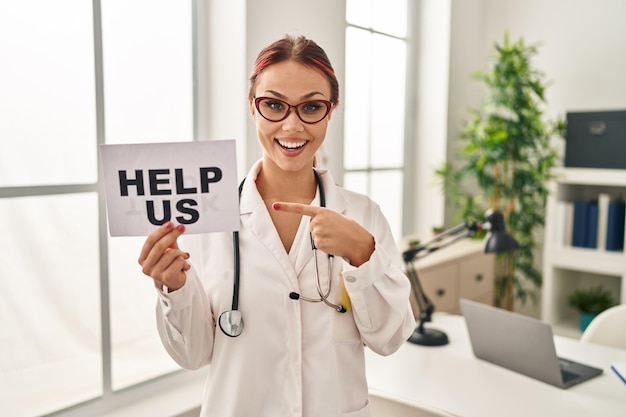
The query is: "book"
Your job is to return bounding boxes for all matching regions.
[596,193,610,251]
[611,362,626,385]
[572,199,591,248]
[556,201,574,247]
[585,201,599,248]
[606,199,626,251]
[561,201,574,246]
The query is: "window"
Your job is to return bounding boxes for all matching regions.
[344,0,410,240]
[0,1,194,416]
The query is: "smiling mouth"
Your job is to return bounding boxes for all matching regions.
[276,139,307,150]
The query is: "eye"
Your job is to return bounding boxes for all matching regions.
[263,99,285,111]
[300,101,325,114]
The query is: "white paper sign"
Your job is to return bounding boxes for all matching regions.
[100,140,239,236]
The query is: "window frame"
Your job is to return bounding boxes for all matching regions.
[343,1,418,238]
[0,1,204,416]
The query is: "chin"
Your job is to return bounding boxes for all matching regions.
[269,156,314,174]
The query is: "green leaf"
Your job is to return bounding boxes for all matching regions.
[436,32,565,309]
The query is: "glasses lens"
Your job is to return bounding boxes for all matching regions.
[297,101,330,123]
[256,98,331,123]
[257,98,289,122]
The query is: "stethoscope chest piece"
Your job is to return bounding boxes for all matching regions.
[219,310,244,337]
[220,168,342,338]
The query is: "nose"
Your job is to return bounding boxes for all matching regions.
[281,108,304,132]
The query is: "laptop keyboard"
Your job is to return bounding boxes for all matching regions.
[561,368,580,383]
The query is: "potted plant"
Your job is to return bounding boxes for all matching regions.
[436,33,565,311]
[568,285,616,332]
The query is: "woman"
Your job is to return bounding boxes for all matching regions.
[139,35,415,417]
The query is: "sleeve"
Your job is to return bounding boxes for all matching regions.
[341,205,416,356]
[155,262,216,370]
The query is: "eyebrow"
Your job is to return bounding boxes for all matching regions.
[263,89,326,101]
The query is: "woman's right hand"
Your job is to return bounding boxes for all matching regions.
[138,221,190,292]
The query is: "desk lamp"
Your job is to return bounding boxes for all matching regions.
[402,210,519,346]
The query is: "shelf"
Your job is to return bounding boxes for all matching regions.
[542,167,626,328]
[547,246,625,276]
[552,167,626,186]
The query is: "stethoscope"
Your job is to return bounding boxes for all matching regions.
[218,169,347,338]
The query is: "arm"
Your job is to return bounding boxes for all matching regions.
[273,200,415,355]
[154,265,215,370]
[139,223,215,369]
[341,241,416,356]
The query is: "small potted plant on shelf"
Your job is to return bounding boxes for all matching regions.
[568,285,616,332]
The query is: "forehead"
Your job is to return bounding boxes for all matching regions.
[254,60,331,99]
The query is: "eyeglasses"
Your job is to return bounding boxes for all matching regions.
[254,96,332,124]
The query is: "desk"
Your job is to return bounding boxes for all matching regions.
[366,314,626,417]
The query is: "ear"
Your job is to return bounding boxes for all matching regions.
[327,104,336,121]
[249,99,256,118]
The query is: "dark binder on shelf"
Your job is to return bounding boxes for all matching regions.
[572,199,590,248]
[586,202,599,248]
[606,200,626,251]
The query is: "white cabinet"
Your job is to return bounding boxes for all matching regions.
[408,239,495,316]
[542,168,626,337]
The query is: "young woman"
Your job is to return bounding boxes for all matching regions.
[138,35,415,417]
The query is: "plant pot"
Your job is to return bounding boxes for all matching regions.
[579,311,596,332]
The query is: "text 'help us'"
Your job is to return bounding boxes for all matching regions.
[101,140,239,237]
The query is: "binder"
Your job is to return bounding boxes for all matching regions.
[586,202,599,248]
[572,199,590,248]
[606,200,625,251]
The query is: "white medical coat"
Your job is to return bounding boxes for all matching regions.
[156,161,416,417]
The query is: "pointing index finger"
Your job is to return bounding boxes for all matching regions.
[273,202,321,217]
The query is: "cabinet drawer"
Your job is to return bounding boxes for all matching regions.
[418,264,458,312]
[459,254,494,299]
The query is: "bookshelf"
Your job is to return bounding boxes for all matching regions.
[542,168,626,338]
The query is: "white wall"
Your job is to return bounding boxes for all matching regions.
[410,0,452,238]
[198,0,247,177]
[447,0,626,315]
[448,0,626,167]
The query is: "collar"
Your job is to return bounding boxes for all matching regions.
[238,160,346,215]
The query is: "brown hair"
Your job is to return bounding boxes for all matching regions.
[248,35,339,105]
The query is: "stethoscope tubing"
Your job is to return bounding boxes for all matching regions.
[220,169,346,338]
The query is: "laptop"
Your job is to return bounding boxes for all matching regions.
[460,298,603,389]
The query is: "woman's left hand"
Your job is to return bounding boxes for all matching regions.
[272,202,374,266]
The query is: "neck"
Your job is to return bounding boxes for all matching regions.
[257,160,317,203]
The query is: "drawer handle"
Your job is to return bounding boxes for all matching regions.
[436,288,446,297]
[475,274,483,282]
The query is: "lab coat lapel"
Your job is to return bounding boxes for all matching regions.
[292,169,347,275]
[239,162,298,283]
[292,212,314,276]
[237,163,348,282]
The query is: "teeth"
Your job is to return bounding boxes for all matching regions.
[277,140,306,149]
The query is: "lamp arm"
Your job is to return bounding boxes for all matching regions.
[401,210,517,346]
[404,229,472,326]
[405,260,431,315]
[402,221,479,263]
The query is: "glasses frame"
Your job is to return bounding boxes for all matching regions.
[254,96,333,124]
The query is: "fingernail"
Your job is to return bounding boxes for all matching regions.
[273,202,281,210]
[185,252,190,259]
[166,221,174,229]
[176,224,185,232]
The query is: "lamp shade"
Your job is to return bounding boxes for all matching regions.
[484,210,520,253]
